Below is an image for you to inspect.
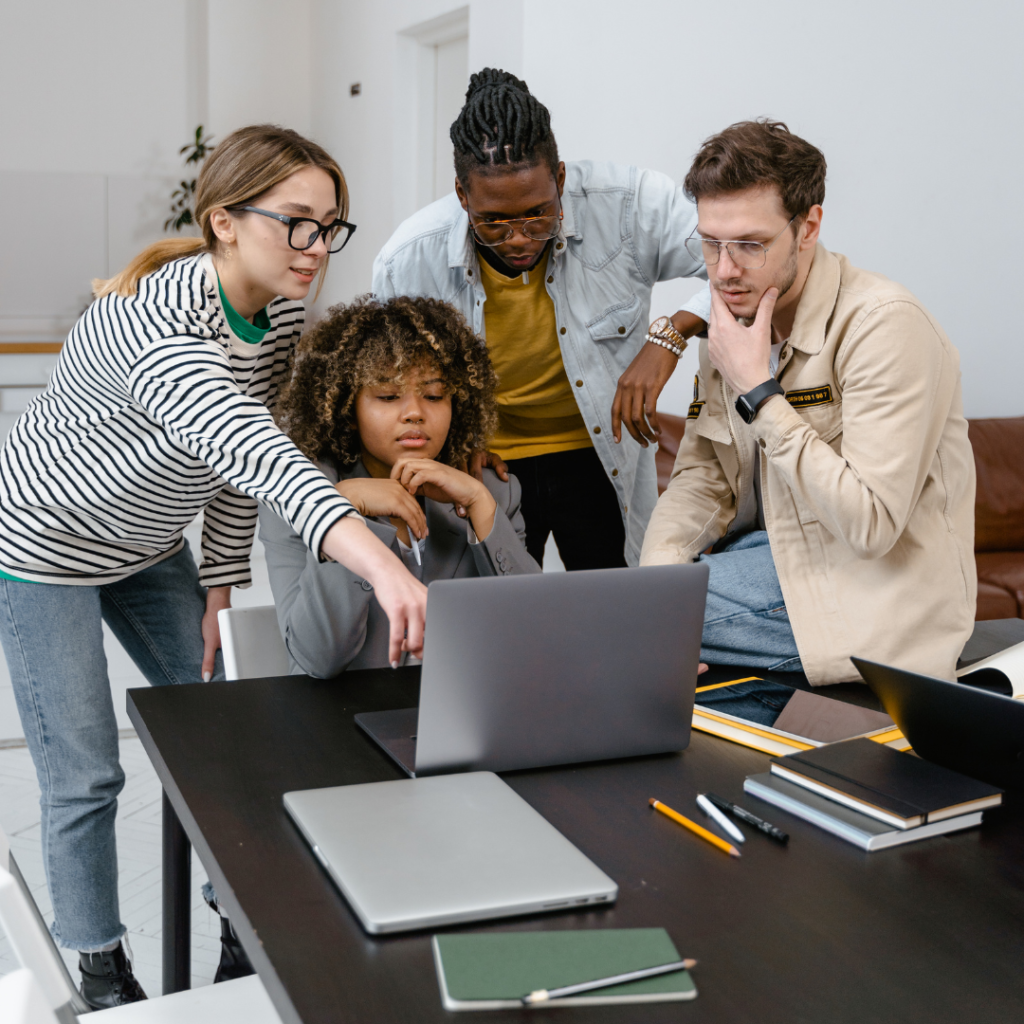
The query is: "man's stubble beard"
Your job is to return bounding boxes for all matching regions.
[735,239,799,327]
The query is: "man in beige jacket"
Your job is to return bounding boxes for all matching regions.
[641,120,976,685]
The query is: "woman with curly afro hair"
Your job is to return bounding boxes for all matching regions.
[259,295,540,676]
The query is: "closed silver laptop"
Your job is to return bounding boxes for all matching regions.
[357,563,709,776]
[284,772,618,934]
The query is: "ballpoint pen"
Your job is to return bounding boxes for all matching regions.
[696,793,745,844]
[705,792,789,844]
[521,958,698,1005]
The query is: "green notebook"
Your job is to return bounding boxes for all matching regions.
[432,928,697,1010]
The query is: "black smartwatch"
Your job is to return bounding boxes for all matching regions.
[735,379,785,424]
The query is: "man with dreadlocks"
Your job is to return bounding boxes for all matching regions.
[372,68,709,569]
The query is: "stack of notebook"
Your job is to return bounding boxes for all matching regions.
[743,737,1003,851]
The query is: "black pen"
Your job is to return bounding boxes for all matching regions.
[706,792,789,844]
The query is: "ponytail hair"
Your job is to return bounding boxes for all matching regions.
[94,124,348,299]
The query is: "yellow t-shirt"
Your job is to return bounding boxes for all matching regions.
[479,251,593,461]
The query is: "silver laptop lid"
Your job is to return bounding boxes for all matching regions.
[414,563,708,776]
[284,772,618,934]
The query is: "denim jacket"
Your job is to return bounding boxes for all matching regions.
[371,161,710,564]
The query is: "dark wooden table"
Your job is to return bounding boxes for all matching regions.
[128,663,1024,1024]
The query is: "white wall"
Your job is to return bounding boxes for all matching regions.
[0,1,194,343]
[521,0,1024,418]
[308,0,524,310]
[0,0,316,347]
[207,0,313,137]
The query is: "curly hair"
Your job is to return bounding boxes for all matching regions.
[278,295,498,470]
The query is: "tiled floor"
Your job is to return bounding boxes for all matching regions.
[0,519,271,996]
[0,735,222,995]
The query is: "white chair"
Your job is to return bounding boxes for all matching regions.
[217,606,289,680]
[0,863,283,1022]
[1,828,88,1021]
[0,968,60,1024]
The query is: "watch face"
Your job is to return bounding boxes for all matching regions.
[649,316,672,335]
[735,394,756,424]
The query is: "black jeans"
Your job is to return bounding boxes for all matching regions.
[504,446,627,571]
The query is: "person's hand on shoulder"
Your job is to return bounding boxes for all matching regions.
[392,458,498,541]
[334,478,428,541]
[468,449,509,483]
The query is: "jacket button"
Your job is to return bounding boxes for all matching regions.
[468,269,473,277]
[547,275,553,283]
[360,579,373,591]
[593,426,602,434]
[759,438,767,449]
[575,379,583,387]
[618,326,626,334]
[556,242,564,249]
[612,468,619,477]
[560,327,566,335]
[624,505,628,513]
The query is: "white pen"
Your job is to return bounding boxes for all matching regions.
[696,793,745,844]
[412,537,422,566]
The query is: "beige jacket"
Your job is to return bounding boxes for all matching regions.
[641,246,976,685]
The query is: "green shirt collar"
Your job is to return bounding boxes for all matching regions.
[218,280,271,344]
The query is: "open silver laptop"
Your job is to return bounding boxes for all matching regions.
[356,563,709,776]
[284,771,618,933]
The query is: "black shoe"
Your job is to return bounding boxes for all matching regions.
[204,890,255,983]
[214,914,255,983]
[79,942,147,1009]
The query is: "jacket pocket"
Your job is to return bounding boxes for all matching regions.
[586,295,643,342]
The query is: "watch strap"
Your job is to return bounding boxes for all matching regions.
[647,316,688,350]
[735,379,785,423]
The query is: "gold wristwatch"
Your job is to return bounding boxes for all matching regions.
[645,316,688,358]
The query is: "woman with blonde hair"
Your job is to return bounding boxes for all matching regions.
[0,125,426,1007]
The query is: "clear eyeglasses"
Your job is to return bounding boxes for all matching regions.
[684,215,797,269]
[233,206,358,253]
[469,207,563,247]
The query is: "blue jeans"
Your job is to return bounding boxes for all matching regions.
[698,530,803,672]
[0,543,223,951]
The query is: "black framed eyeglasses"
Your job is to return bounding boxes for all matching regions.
[684,215,797,269]
[468,203,563,246]
[232,206,357,254]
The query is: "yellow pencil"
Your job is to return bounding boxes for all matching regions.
[649,798,741,858]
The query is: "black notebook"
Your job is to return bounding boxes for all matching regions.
[770,738,1003,829]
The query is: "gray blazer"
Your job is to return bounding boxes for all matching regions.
[258,459,541,677]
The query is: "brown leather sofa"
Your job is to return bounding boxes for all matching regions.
[653,412,1024,621]
[969,417,1024,619]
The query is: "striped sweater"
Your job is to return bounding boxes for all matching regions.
[0,254,357,586]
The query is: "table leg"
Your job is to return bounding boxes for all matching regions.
[162,790,191,993]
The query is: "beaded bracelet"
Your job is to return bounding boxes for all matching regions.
[645,333,685,358]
